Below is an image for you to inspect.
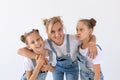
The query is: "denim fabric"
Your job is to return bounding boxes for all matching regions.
[47,34,79,80]
[78,54,104,80]
[21,72,47,80]
[52,56,79,80]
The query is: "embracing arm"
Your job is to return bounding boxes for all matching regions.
[94,64,100,80]
[89,34,96,43]
[17,47,38,59]
[88,34,98,59]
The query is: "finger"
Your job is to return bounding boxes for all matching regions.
[89,47,92,58]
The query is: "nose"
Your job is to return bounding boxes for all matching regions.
[55,31,60,37]
[35,41,39,45]
[77,31,81,35]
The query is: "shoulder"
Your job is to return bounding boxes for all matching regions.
[96,44,102,54]
[67,34,82,44]
[23,57,34,71]
[24,57,33,64]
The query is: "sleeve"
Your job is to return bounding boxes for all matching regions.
[23,57,33,71]
[93,46,102,64]
[44,39,52,51]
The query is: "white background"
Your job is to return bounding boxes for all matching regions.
[0,0,120,80]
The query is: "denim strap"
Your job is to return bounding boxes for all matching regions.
[96,44,102,51]
[66,34,70,53]
[31,59,36,66]
[47,39,57,54]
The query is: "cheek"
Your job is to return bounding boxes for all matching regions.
[48,34,55,40]
[28,45,33,50]
[81,32,88,38]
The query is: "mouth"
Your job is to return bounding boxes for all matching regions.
[77,35,81,40]
[55,35,62,41]
[77,35,80,38]
[36,44,42,49]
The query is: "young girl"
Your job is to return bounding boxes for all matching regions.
[76,18,104,80]
[20,29,56,80]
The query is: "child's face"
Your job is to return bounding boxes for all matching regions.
[26,32,44,54]
[76,21,92,41]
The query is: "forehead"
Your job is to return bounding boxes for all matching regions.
[51,22,62,30]
[78,21,86,27]
[26,32,40,40]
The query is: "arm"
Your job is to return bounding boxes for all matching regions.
[26,55,45,80]
[41,59,56,72]
[88,34,98,59]
[94,64,100,80]
[17,47,38,59]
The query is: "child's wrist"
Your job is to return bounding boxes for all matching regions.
[35,54,39,60]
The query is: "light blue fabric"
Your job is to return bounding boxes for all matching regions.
[47,34,79,80]
[77,44,104,80]
[21,72,47,80]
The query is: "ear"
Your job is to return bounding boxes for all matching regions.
[89,29,93,35]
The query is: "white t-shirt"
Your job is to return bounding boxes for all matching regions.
[44,34,81,61]
[24,53,56,71]
[79,45,102,71]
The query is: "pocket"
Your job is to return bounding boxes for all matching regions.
[57,55,73,67]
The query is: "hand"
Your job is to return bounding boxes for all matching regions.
[88,43,98,59]
[36,55,45,67]
[41,59,50,72]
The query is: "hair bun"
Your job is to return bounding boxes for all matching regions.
[43,19,48,26]
[89,18,96,27]
[20,35,25,43]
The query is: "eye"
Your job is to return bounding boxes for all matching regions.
[51,30,55,34]
[31,41,35,44]
[80,28,84,31]
[36,38,40,41]
[58,28,63,32]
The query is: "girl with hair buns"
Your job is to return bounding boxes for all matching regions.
[18,16,97,80]
[20,29,56,80]
[76,18,104,80]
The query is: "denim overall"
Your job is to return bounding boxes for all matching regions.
[20,59,47,80]
[47,34,79,80]
[77,45,104,80]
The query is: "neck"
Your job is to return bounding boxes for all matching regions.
[81,37,90,49]
[35,48,46,56]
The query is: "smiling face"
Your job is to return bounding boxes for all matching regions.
[26,31,44,54]
[47,22,64,46]
[76,21,93,41]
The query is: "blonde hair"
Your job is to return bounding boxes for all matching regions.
[43,16,63,34]
[20,29,39,44]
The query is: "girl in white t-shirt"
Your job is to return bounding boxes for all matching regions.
[76,18,104,80]
[20,29,56,80]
